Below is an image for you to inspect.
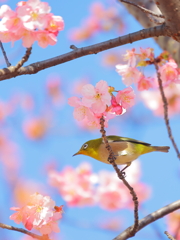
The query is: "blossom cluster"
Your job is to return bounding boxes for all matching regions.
[68,80,135,128]
[116,48,180,90]
[48,162,150,210]
[0,0,64,48]
[141,83,180,116]
[69,2,124,42]
[10,193,63,235]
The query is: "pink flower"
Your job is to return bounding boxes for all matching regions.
[17,0,51,30]
[10,193,63,235]
[96,171,129,210]
[36,31,57,48]
[123,48,136,67]
[140,83,180,116]
[81,80,111,113]
[109,95,122,115]
[137,75,154,91]
[116,87,135,109]
[23,117,49,140]
[116,64,141,86]
[46,15,64,33]
[68,96,93,121]
[158,59,179,86]
[139,47,154,60]
[48,163,97,207]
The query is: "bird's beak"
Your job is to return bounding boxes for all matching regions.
[73,150,81,157]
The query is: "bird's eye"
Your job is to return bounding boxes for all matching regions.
[83,143,88,149]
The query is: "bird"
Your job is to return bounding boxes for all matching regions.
[73,135,170,172]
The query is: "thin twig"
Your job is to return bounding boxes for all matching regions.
[100,116,139,237]
[154,60,180,160]
[119,0,164,19]
[164,231,176,240]
[0,41,11,67]
[0,223,50,240]
[13,47,32,72]
[114,200,180,240]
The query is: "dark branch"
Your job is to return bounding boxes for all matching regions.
[0,41,11,67]
[119,0,164,19]
[0,24,168,81]
[0,223,50,240]
[164,231,176,240]
[100,116,139,238]
[114,200,180,240]
[154,60,180,160]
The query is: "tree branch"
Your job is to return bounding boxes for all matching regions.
[119,0,180,65]
[0,41,11,67]
[114,200,180,240]
[100,116,139,238]
[154,60,180,160]
[119,0,164,19]
[156,0,180,41]
[164,231,176,240]
[0,25,167,81]
[0,223,50,240]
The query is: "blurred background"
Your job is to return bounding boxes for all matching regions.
[0,0,179,240]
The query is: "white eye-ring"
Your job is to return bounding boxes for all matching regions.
[83,143,88,149]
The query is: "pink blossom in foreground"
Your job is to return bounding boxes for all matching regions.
[10,193,63,235]
[116,87,135,109]
[116,64,141,86]
[81,80,111,113]
[158,59,179,86]
[0,1,64,47]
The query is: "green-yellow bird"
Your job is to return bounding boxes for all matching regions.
[73,135,170,171]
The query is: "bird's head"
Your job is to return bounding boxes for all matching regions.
[73,138,102,160]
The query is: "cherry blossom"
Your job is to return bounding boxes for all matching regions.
[48,162,150,210]
[23,116,49,140]
[158,59,179,86]
[48,163,97,207]
[10,193,63,235]
[81,80,111,113]
[123,48,136,67]
[116,87,135,109]
[137,75,154,91]
[0,0,64,47]
[116,64,141,86]
[140,83,180,116]
[69,80,135,128]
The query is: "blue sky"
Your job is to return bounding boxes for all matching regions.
[0,0,179,240]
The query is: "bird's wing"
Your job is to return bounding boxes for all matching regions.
[109,141,128,153]
[107,135,151,146]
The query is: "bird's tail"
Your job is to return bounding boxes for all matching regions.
[153,146,170,153]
